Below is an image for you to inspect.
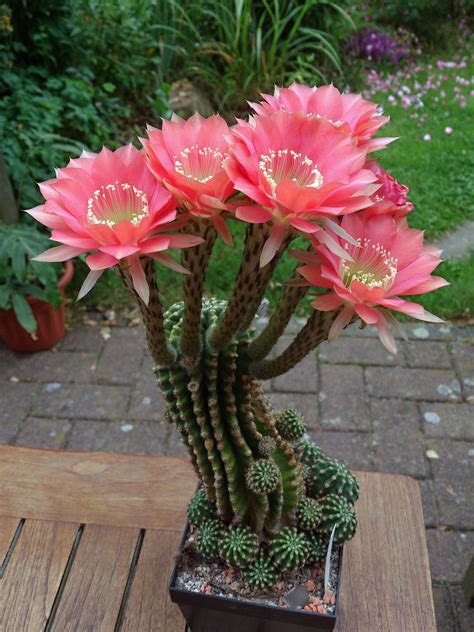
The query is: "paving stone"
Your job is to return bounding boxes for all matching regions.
[318,365,370,430]
[428,440,474,528]
[96,327,145,385]
[451,341,474,400]
[419,479,438,528]
[31,383,130,420]
[432,586,456,632]
[267,393,318,430]
[370,399,428,478]
[16,417,72,449]
[0,414,21,444]
[60,325,105,352]
[68,419,169,455]
[404,341,452,369]
[427,529,474,583]
[272,355,318,393]
[318,336,403,366]
[4,351,98,383]
[307,430,375,471]
[0,344,17,380]
[365,367,462,401]
[421,402,474,440]
[0,382,38,419]
[450,586,474,632]
[128,362,167,421]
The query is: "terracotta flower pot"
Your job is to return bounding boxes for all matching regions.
[0,261,74,353]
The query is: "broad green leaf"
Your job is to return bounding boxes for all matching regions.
[12,294,37,334]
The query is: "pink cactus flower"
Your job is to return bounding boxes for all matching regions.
[28,145,202,304]
[295,212,448,353]
[226,110,378,265]
[364,163,414,218]
[250,83,397,153]
[142,113,235,245]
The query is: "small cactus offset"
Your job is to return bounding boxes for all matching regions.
[246,552,278,590]
[276,409,306,441]
[258,436,276,457]
[307,532,328,563]
[296,437,325,465]
[246,459,281,495]
[271,527,309,571]
[296,497,322,531]
[187,490,217,526]
[319,494,358,544]
[197,519,224,557]
[220,525,259,568]
[307,456,360,505]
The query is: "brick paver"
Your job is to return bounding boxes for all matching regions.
[1,317,473,631]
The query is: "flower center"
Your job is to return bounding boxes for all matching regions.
[87,181,148,227]
[340,238,397,290]
[174,145,226,183]
[259,149,324,194]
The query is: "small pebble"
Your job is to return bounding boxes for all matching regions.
[304,580,315,592]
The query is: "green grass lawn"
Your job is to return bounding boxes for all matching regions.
[69,43,474,322]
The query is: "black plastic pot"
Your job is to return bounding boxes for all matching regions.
[169,523,343,632]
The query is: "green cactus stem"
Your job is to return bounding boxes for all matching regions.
[296,497,322,531]
[246,552,278,590]
[297,437,325,465]
[276,409,306,441]
[180,220,217,372]
[250,309,338,380]
[187,489,217,526]
[197,519,225,557]
[319,494,358,544]
[271,527,309,571]
[220,525,259,568]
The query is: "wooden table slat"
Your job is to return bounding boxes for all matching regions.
[0,446,196,530]
[0,516,22,568]
[50,524,140,632]
[0,519,78,631]
[336,471,437,632]
[121,529,184,632]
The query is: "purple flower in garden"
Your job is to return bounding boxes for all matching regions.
[345,28,412,65]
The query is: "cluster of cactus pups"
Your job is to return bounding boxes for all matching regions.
[168,299,359,590]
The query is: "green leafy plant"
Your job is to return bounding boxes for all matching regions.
[0,222,61,333]
[163,0,354,112]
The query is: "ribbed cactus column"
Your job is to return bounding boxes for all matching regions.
[157,298,302,535]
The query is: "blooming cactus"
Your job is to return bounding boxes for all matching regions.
[364,162,414,218]
[295,212,448,352]
[142,113,235,245]
[250,83,396,153]
[226,110,378,265]
[28,145,202,304]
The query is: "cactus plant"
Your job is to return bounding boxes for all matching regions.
[276,409,306,441]
[271,527,309,571]
[29,83,447,588]
[197,519,225,557]
[319,494,358,544]
[188,489,217,526]
[307,532,328,563]
[296,497,322,531]
[246,459,282,495]
[220,525,259,568]
[246,552,278,590]
[307,456,360,505]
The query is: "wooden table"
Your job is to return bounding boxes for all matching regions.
[0,445,436,631]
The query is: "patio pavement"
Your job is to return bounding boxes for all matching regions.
[0,316,473,631]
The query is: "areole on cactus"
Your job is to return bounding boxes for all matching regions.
[29,81,446,588]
